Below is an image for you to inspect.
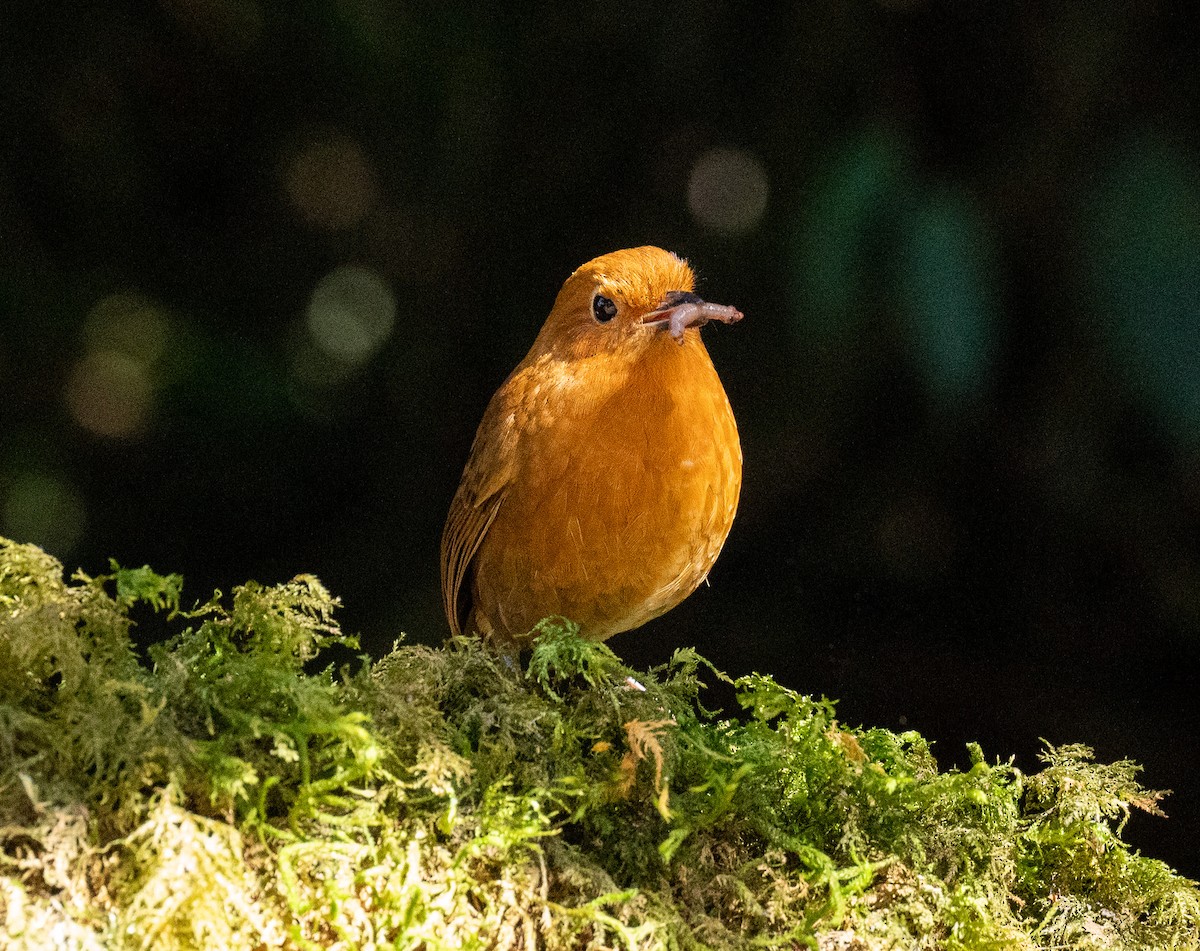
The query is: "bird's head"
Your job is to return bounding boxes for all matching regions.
[531,246,743,361]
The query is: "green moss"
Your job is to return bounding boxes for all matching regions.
[1,537,1197,949]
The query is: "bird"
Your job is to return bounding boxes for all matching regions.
[440,246,743,648]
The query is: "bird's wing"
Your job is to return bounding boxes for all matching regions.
[440,384,523,636]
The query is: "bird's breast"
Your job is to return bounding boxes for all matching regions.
[473,339,741,641]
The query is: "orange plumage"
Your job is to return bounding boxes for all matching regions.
[441,246,743,646]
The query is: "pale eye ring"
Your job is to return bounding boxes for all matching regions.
[592,294,618,323]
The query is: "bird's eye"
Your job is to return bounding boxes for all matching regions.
[592,294,618,323]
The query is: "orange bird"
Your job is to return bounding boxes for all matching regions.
[440,246,743,647]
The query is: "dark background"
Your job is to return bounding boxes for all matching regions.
[3,1,1199,875]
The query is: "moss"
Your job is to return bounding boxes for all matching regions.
[1,536,1197,949]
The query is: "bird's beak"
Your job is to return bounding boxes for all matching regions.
[641,290,744,343]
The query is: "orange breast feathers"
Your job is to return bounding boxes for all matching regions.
[440,246,743,646]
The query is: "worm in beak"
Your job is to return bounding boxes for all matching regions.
[642,290,744,343]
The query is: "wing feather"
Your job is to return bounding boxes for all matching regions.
[439,385,523,635]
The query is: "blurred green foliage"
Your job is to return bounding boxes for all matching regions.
[792,124,910,340]
[896,185,998,405]
[1088,137,1200,446]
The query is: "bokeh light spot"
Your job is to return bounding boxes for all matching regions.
[2,473,87,558]
[305,265,396,365]
[85,291,170,364]
[285,136,381,231]
[65,350,154,439]
[687,147,770,235]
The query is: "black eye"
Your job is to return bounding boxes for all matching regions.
[592,294,618,323]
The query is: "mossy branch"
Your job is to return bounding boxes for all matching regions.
[1,537,1197,949]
